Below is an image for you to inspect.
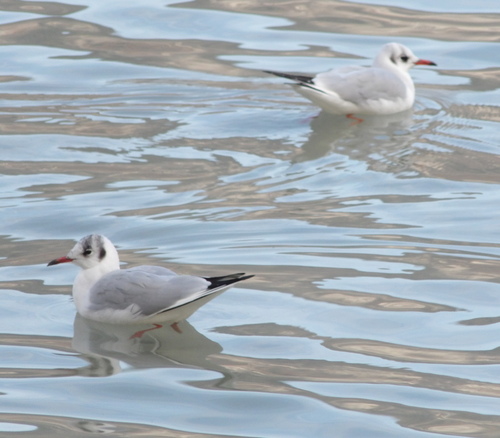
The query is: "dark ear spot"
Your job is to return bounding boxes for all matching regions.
[99,247,106,260]
[390,55,397,64]
[82,241,92,256]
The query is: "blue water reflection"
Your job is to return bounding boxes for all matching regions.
[1,0,500,436]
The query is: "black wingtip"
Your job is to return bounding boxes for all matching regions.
[263,70,315,85]
[204,273,254,290]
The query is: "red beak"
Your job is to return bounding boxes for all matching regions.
[415,59,437,66]
[47,256,73,266]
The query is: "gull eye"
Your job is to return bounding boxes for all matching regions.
[401,55,409,62]
[83,249,92,256]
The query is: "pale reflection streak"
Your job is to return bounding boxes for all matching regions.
[0,109,178,137]
[444,68,500,94]
[189,0,500,42]
[0,0,84,16]
[0,17,247,75]
[218,322,500,375]
[0,412,219,437]
[326,338,500,367]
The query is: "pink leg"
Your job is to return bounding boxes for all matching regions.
[129,323,163,339]
[170,322,182,333]
[346,113,364,124]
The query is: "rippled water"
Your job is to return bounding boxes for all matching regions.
[1,1,500,437]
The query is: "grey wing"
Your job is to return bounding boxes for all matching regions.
[88,269,210,317]
[315,67,407,103]
[128,265,177,277]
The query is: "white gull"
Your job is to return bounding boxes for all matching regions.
[264,42,436,122]
[48,234,253,334]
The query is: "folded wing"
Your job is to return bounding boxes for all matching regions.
[88,269,253,318]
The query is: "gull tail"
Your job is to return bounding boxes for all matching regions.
[157,273,254,315]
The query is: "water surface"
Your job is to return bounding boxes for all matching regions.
[1,1,500,437]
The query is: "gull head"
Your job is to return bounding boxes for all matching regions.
[48,234,119,271]
[375,42,436,72]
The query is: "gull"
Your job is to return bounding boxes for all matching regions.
[48,234,253,335]
[264,42,436,122]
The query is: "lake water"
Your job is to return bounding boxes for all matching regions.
[1,1,500,437]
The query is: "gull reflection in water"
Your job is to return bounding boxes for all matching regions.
[296,109,416,163]
[72,315,223,377]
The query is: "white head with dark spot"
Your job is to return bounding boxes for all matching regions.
[48,234,120,272]
[374,42,436,72]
